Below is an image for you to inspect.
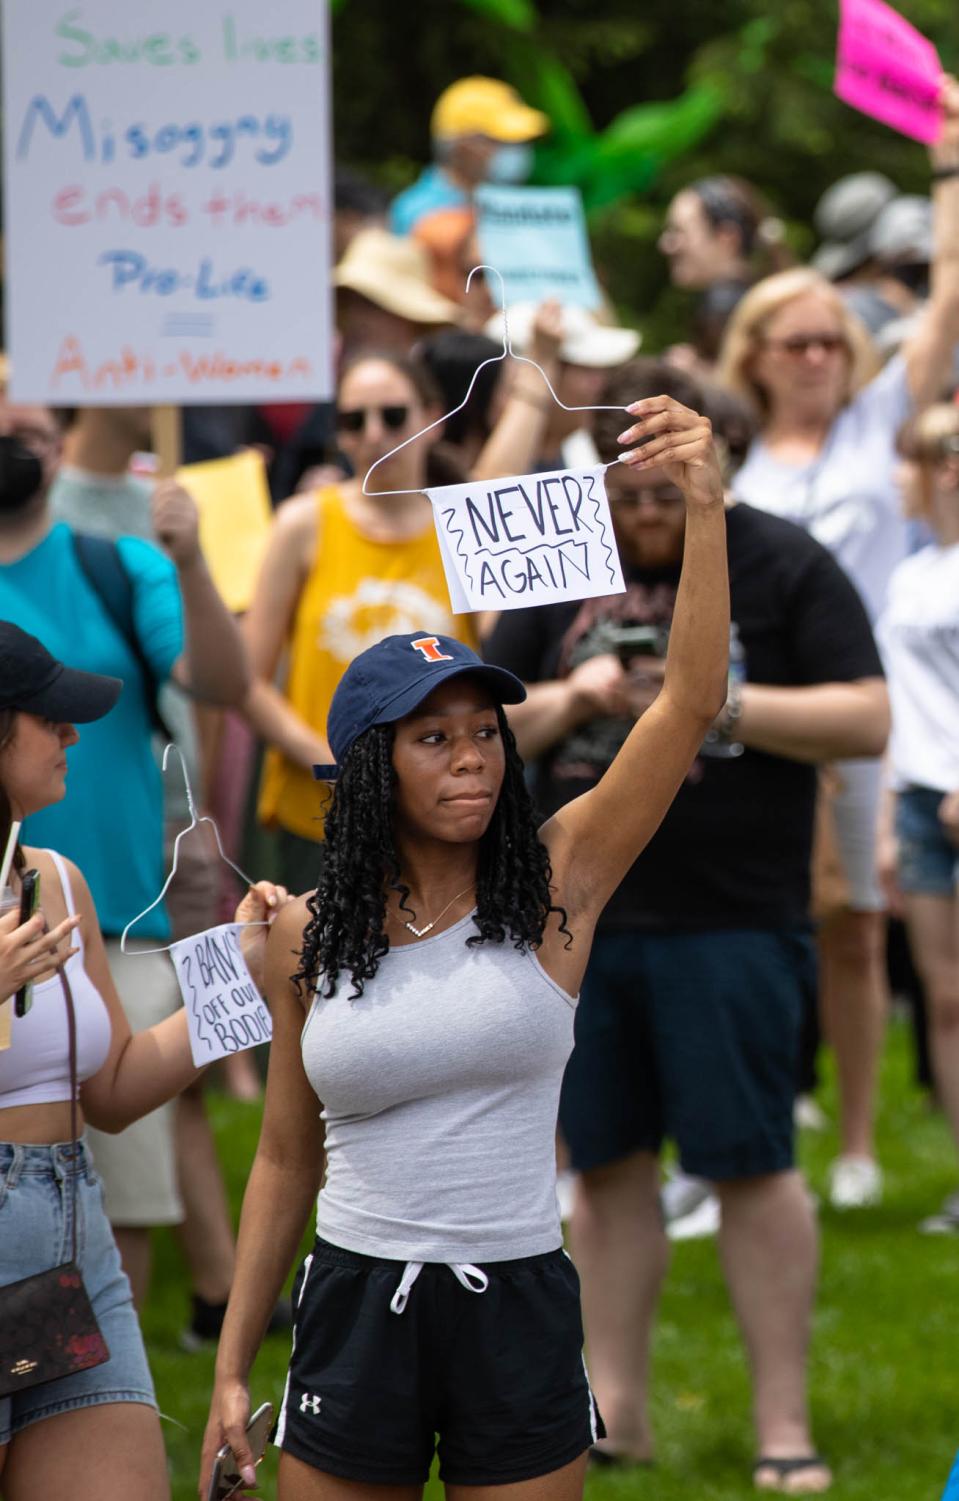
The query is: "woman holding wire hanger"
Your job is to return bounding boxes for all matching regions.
[0,621,286,1501]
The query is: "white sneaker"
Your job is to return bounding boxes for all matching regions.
[794,1094,829,1132]
[661,1170,713,1222]
[828,1156,883,1209]
[667,1192,721,1241]
[918,1190,959,1235]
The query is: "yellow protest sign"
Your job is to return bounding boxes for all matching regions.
[176,450,272,614]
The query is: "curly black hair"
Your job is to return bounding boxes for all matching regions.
[293,705,568,1000]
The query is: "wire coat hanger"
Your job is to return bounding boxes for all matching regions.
[362,265,630,499]
[121,743,258,956]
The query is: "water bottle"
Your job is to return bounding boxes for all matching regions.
[700,621,746,760]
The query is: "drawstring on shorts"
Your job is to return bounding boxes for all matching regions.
[389,1259,489,1314]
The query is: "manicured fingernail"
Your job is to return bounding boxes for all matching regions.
[616,451,635,465]
[241,1465,257,1485]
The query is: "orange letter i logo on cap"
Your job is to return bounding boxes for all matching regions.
[411,636,453,663]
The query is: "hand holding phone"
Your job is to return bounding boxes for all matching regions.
[207,1401,274,1501]
[15,870,40,1017]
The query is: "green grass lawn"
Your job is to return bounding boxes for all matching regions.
[144,1016,959,1501]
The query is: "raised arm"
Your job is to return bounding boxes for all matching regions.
[200,896,324,1498]
[156,480,251,707]
[470,301,563,482]
[542,397,729,923]
[904,75,959,408]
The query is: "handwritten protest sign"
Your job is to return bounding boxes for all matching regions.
[427,464,625,613]
[1,1,333,404]
[176,449,272,612]
[834,0,942,145]
[170,922,272,1066]
[475,186,601,309]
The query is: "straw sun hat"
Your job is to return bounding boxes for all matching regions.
[333,229,462,325]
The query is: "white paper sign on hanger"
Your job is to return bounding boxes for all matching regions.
[170,922,271,1066]
[427,464,626,613]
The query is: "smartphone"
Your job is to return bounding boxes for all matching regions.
[207,1402,274,1501]
[15,869,40,1017]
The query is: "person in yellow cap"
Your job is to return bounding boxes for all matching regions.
[391,76,549,303]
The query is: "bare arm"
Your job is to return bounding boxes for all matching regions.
[242,495,332,769]
[736,677,889,763]
[155,481,250,707]
[470,301,563,482]
[904,75,959,408]
[542,398,729,925]
[200,897,324,1496]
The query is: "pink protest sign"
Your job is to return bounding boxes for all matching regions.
[835,0,942,145]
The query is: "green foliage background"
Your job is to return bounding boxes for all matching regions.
[330,0,958,348]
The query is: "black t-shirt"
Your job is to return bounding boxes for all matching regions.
[486,503,883,932]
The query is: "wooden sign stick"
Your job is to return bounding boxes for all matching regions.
[151,405,182,479]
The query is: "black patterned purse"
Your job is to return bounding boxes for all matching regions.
[0,968,110,1397]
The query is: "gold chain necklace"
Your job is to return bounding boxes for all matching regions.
[401,883,475,939]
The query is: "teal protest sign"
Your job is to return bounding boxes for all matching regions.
[475,185,601,309]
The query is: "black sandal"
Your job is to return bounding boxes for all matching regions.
[753,1455,832,1492]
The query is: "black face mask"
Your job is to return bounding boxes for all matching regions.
[0,435,44,513]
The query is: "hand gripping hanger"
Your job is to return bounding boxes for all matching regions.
[121,743,258,956]
[363,264,630,498]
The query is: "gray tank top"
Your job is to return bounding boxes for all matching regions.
[301,911,577,1264]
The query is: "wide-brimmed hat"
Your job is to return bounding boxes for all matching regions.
[0,622,121,722]
[485,302,640,369]
[333,230,462,325]
[431,77,549,143]
[812,172,897,281]
[313,633,525,780]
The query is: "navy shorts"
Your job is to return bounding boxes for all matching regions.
[273,1236,602,1486]
[560,928,815,1180]
[896,786,959,896]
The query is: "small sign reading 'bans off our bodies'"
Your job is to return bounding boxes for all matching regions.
[170,922,272,1066]
[428,464,626,613]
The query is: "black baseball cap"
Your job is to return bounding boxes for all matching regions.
[0,622,122,722]
[313,632,526,780]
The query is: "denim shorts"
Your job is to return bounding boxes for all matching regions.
[896,786,959,896]
[560,928,814,1180]
[0,1140,156,1446]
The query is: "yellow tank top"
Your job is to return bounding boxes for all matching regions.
[258,487,477,841]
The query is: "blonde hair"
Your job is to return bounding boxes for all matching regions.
[896,402,959,464]
[716,267,881,418]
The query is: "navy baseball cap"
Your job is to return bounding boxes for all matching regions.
[0,621,122,722]
[313,632,526,780]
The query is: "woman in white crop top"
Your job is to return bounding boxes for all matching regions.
[201,395,730,1501]
[0,623,285,1501]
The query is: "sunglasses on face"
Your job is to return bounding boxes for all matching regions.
[761,333,848,358]
[335,405,410,434]
[608,486,685,511]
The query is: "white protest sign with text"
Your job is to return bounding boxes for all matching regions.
[2,1,332,404]
[170,923,272,1066]
[428,464,625,612]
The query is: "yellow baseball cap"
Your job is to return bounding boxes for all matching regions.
[431,76,549,143]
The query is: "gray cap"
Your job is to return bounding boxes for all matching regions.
[812,172,898,280]
[868,195,933,266]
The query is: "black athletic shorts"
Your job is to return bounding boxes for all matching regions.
[273,1236,603,1486]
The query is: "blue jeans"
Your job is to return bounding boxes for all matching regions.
[0,1140,156,1445]
[896,786,959,897]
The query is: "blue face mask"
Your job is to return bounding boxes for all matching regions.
[486,143,534,185]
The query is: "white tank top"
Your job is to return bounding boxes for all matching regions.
[301,911,577,1264]
[0,851,112,1110]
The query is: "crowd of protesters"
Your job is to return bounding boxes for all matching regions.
[1,65,959,1501]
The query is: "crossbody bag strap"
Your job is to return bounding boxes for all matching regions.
[58,966,79,1266]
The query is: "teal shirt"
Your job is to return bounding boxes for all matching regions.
[390,164,468,236]
[1,523,183,938]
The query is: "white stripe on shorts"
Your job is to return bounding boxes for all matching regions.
[582,1355,599,1444]
[274,1251,313,1448]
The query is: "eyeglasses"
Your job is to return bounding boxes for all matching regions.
[608,486,685,510]
[336,405,410,434]
[761,333,848,358]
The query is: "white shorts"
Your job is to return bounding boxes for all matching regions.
[84,940,184,1228]
[828,758,885,913]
